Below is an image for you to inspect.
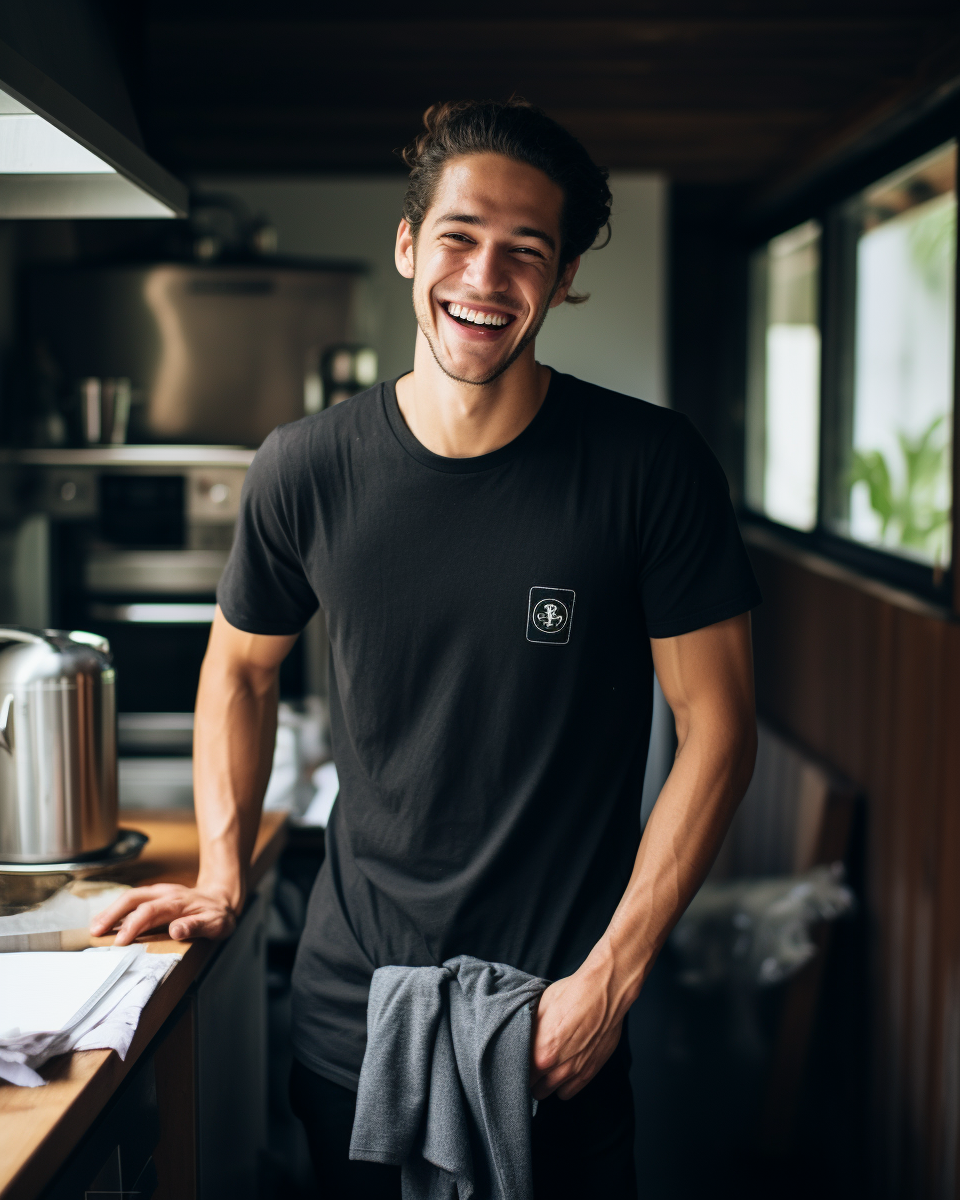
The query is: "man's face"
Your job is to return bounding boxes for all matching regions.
[396,153,579,386]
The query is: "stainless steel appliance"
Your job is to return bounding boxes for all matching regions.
[0,446,326,732]
[26,262,362,446]
[2,260,347,801]
[0,628,118,863]
[3,447,258,714]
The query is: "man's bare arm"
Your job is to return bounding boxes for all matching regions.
[531,612,757,1100]
[90,609,297,945]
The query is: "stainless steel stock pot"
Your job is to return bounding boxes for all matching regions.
[0,628,118,863]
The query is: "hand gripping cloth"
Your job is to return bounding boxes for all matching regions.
[349,955,548,1200]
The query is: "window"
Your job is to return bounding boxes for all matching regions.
[837,142,956,570]
[745,136,958,594]
[746,221,821,531]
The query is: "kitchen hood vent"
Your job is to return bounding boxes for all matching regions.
[0,7,186,219]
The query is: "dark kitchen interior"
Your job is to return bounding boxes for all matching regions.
[0,3,958,1199]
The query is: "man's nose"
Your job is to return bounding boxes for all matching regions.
[461,245,510,296]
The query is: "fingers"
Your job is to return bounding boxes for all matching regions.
[113,895,192,945]
[114,898,236,945]
[90,886,177,936]
[91,882,237,947]
[532,1051,598,1101]
[531,1024,623,1101]
[530,1039,578,1100]
[169,909,236,942]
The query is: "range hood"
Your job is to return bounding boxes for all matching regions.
[0,5,186,219]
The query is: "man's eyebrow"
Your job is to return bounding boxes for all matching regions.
[434,212,556,253]
[512,225,556,252]
[436,212,484,227]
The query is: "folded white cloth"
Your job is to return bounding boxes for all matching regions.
[0,946,179,1087]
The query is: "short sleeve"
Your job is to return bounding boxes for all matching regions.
[638,416,761,638]
[216,429,319,635]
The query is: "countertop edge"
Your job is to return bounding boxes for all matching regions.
[0,447,257,467]
[0,810,287,1200]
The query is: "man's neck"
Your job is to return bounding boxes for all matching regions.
[394,331,551,458]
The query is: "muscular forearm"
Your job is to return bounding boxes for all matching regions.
[192,643,280,911]
[91,611,296,945]
[531,613,756,1100]
[584,711,756,1019]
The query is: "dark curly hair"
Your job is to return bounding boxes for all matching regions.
[401,99,612,304]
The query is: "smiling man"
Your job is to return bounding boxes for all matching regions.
[93,100,761,1199]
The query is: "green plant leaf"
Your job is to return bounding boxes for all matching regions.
[851,413,951,557]
[850,449,894,532]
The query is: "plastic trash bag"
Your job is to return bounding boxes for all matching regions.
[671,863,855,990]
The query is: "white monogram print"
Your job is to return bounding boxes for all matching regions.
[532,598,569,633]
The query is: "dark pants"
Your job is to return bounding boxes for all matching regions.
[289,1037,637,1200]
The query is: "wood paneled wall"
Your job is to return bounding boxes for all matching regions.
[749,543,960,1200]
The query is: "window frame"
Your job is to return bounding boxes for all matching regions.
[741,99,960,610]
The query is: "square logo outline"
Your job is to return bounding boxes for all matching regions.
[526,585,576,645]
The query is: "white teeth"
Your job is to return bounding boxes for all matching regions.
[447,303,509,327]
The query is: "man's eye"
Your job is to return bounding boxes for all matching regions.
[444,233,473,244]
[515,247,544,259]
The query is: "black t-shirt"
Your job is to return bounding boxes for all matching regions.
[217,370,760,1089]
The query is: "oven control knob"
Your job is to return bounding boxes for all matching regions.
[60,480,77,502]
[208,483,229,505]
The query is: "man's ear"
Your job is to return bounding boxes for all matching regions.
[549,256,581,308]
[395,219,415,280]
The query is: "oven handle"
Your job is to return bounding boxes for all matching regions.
[88,603,217,624]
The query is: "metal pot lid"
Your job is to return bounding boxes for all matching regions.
[0,627,113,685]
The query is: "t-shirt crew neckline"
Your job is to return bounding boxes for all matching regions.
[381,370,563,474]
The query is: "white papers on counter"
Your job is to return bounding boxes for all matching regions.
[0,948,134,1037]
[0,945,179,1087]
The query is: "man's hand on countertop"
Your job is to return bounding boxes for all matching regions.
[89,882,239,946]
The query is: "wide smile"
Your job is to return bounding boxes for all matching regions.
[439,300,517,338]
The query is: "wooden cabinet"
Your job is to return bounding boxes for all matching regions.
[196,888,269,1200]
[35,887,269,1200]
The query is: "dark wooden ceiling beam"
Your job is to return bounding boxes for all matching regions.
[147,17,938,63]
[151,0,956,17]
[159,107,829,180]
[130,7,958,186]
[754,17,960,210]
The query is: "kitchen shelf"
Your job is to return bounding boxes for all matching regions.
[0,447,257,468]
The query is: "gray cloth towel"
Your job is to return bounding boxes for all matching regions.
[349,955,549,1200]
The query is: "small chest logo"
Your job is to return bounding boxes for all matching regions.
[533,598,568,633]
[526,586,576,645]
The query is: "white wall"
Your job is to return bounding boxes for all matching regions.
[202,171,667,404]
[538,173,667,406]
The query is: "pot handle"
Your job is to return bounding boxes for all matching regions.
[0,693,13,755]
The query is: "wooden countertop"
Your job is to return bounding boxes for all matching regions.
[0,809,288,1200]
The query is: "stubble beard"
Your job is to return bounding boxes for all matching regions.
[412,283,554,388]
